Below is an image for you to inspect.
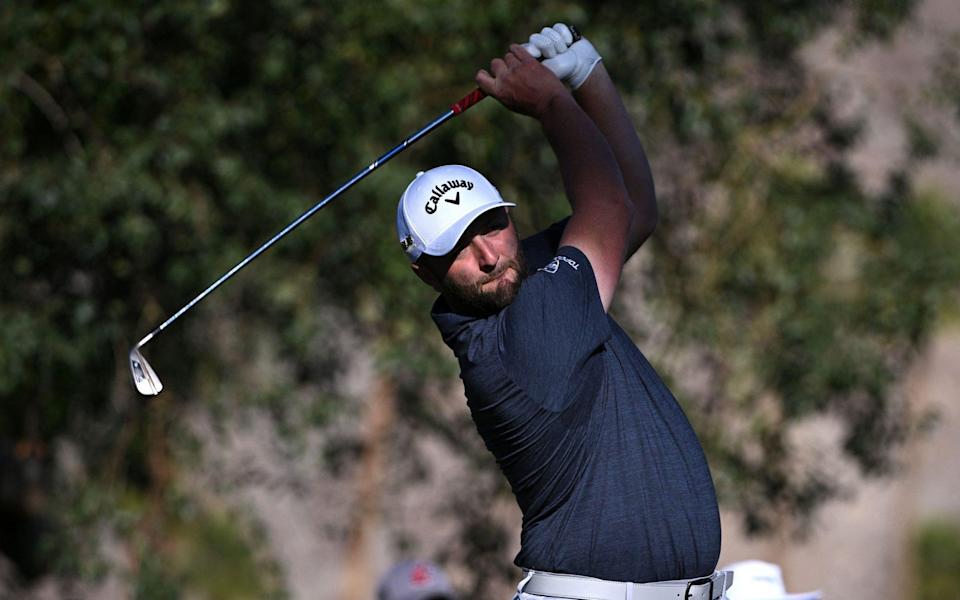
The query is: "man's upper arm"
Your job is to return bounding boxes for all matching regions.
[558,196,634,312]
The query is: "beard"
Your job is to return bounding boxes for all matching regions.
[440,250,528,316]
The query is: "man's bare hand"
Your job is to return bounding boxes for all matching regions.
[475,44,570,119]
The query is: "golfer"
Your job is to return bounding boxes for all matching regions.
[396,24,728,600]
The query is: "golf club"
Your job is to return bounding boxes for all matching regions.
[129,29,581,396]
[127,93,478,396]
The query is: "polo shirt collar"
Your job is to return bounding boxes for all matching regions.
[430,295,485,353]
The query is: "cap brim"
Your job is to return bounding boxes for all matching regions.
[421,202,515,257]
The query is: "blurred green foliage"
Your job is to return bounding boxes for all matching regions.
[913,519,960,600]
[2,0,959,596]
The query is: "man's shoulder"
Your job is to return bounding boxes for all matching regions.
[431,297,504,363]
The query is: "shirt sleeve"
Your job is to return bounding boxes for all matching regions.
[498,246,612,411]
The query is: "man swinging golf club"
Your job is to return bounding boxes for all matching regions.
[396,24,731,600]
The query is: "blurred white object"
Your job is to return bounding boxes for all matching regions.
[721,560,822,600]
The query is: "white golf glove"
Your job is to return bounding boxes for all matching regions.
[522,23,602,90]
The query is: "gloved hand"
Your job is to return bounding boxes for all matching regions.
[522,23,602,90]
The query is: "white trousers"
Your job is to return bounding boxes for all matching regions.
[513,590,729,600]
[510,570,730,600]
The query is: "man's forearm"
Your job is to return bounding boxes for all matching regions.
[538,91,634,310]
[574,63,657,255]
[538,92,632,232]
[474,44,633,309]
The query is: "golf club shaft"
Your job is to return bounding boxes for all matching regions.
[136,91,489,349]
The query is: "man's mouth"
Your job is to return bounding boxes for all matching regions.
[481,267,515,287]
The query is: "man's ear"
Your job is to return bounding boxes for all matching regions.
[411,261,443,293]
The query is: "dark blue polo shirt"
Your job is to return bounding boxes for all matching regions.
[431,220,720,583]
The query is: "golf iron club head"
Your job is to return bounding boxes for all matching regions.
[129,344,163,396]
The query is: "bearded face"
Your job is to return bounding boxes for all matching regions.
[439,249,527,315]
[414,207,528,316]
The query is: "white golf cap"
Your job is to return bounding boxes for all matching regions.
[721,560,821,600]
[396,164,515,262]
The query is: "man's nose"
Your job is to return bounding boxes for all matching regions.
[472,236,498,272]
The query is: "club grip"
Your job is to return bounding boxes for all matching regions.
[451,88,486,114]
[449,25,584,116]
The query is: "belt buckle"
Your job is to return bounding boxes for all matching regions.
[683,576,714,600]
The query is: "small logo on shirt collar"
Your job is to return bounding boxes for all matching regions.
[539,255,579,274]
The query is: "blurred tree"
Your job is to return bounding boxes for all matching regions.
[1,0,959,596]
[913,519,960,600]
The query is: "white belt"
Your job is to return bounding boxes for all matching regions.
[521,569,733,600]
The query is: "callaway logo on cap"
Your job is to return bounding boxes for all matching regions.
[396,164,515,262]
